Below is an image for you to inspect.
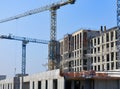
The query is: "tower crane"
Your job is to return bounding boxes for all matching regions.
[117,0,120,68]
[0,34,49,75]
[0,0,76,70]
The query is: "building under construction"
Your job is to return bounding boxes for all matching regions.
[60,26,120,72]
[0,0,120,89]
[0,26,120,89]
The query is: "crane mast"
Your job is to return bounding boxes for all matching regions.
[0,0,76,70]
[117,0,120,68]
[22,41,27,75]
[117,0,120,28]
[0,34,49,74]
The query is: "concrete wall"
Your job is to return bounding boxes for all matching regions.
[0,78,13,89]
[94,80,120,89]
[0,69,64,89]
[22,69,64,89]
[0,69,120,89]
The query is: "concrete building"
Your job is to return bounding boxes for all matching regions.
[60,29,100,72]
[60,26,120,72]
[0,26,120,89]
[0,69,120,89]
[90,26,119,71]
[0,70,64,89]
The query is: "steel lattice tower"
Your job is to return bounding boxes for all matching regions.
[117,0,120,28]
[117,0,120,68]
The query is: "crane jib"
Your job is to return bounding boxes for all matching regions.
[0,0,75,23]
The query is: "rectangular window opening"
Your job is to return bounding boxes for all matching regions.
[38,81,41,89]
[53,79,57,89]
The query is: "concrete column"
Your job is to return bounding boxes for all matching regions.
[6,83,8,89]
[58,78,64,89]
[35,80,38,89]
[6,84,7,89]
[11,83,14,89]
[2,84,3,89]
[48,79,52,89]
[63,78,66,89]
[41,80,45,89]
[58,79,61,89]
[19,77,22,89]
[10,83,12,89]
[0,84,2,89]
[0,84,1,89]
[5,84,6,89]
[4,84,7,89]
[29,81,32,89]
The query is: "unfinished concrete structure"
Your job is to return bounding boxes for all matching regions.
[0,69,120,89]
[60,26,120,72]
[0,26,120,89]
[0,70,64,89]
[90,26,119,71]
[60,29,100,72]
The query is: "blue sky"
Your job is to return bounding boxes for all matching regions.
[0,0,116,77]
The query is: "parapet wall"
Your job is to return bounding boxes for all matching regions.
[0,69,64,89]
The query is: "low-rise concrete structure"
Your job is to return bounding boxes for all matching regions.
[0,69,120,89]
[0,69,64,89]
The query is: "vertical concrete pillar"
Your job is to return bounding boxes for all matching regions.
[63,77,66,89]
[48,79,50,89]
[7,83,9,89]
[35,80,38,89]
[4,84,6,89]
[58,79,61,89]
[19,78,22,89]
[2,84,4,89]
[1,84,2,89]
[11,82,14,89]
[5,84,7,89]
[6,83,8,89]
[41,80,45,89]
[0,84,2,89]
[29,81,33,89]
[58,78,64,89]
[9,83,11,89]
[48,79,52,89]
